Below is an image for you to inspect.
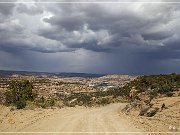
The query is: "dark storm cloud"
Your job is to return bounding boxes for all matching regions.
[1,1,180,54]
[39,3,180,53]
[142,32,171,40]
[0,3,15,16]
[0,1,180,74]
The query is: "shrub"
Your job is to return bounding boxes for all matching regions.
[122,73,180,100]
[100,97,110,105]
[54,100,64,108]
[15,98,26,109]
[166,92,173,97]
[0,91,5,104]
[159,84,172,94]
[5,80,33,109]
[77,94,91,105]
[35,97,55,108]
[149,89,158,99]
[96,97,110,105]
[49,98,55,107]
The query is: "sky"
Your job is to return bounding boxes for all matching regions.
[0,0,180,75]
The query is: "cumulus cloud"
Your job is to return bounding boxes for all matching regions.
[38,2,180,52]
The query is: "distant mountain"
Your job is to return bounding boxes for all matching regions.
[55,72,105,77]
[0,70,104,78]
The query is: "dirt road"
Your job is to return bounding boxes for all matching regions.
[0,103,148,135]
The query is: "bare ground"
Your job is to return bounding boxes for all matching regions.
[0,103,150,135]
[122,97,180,135]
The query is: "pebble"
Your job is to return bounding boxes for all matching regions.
[139,119,144,124]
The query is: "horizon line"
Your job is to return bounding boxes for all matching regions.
[0,69,179,76]
[1,1,180,4]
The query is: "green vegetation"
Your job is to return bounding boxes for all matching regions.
[58,74,180,107]
[166,92,174,97]
[61,91,119,107]
[2,73,180,109]
[5,80,33,109]
[120,73,180,98]
[120,73,180,117]
[35,97,55,108]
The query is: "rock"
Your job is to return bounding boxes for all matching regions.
[169,125,173,131]
[130,100,138,107]
[139,119,144,124]
[161,103,165,110]
[172,126,176,131]
[139,106,150,116]
[69,98,77,104]
[146,107,159,117]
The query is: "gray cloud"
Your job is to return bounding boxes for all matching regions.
[16,3,43,15]
[39,3,180,52]
[0,3,15,16]
[0,1,180,74]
